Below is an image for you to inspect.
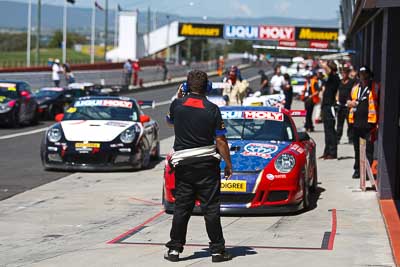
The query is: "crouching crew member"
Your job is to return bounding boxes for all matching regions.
[165,70,233,263]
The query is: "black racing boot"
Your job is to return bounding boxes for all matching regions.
[212,251,233,263]
[352,170,360,179]
[164,249,179,262]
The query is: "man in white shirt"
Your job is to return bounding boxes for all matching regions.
[270,65,285,94]
[52,59,63,87]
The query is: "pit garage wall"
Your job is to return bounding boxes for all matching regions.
[348,7,400,199]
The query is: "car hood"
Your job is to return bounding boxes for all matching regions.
[36,96,56,105]
[61,120,139,142]
[223,140,290,172]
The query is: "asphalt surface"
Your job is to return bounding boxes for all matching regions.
[0,66,265,201]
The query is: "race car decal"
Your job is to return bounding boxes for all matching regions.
[221,180,247,192]
[66,107,77,113]
[0,83,17,90]
[105,121,129,127]
[221,111,243,119]
[75,99,133,108]
[221,110,284,121]
[241,143,279,159]
[290,144,305,154]
[41,87,64,92]
[266,173,287,181]
[244,111,283,121]
[0,96,6,102]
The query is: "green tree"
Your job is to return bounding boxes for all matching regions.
[48,30,86,48]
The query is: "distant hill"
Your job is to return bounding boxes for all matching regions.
[0,1,338,33]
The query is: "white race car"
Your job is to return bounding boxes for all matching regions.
[41,96,159,171]
[242,92,286,107]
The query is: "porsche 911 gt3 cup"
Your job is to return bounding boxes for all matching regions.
[163,106,317,214]
[41,96,159,171]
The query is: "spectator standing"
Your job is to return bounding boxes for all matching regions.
[347,66,379,178]
[123,59,132,88]
[52,59,63,87]
[301,72,320,132]
[132,60,141,86]
[63,62,75,85]
[258,70,269,95]
[320,61,340,159]
[336,66,355,144]
[282,73,293,110]
[162,62,169,82]
[270,65,285,94]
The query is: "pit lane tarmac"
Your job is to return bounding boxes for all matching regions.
[107,197,338,251]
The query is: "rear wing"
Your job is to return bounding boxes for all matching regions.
[289,110,306,117]
[138,100,156,109]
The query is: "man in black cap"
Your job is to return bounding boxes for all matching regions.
[347,66,379,178]
[320,61,340,159]
[165,70,233,263]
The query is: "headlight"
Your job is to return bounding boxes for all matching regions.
[0,104,12,113]
[47,127,62,143]
[274,153,296,173]
[120,128,136,143]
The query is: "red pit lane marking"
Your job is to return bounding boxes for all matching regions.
[327,209,337,250]
[107,210,165,244]
[108,208,338,251]
[128,197,162,206]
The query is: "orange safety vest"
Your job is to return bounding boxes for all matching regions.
[301,78,320,104]
[348,81,379,124]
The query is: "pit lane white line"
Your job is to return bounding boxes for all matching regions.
[0,127,48,140]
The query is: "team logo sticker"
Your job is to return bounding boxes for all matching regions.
[242,143,279,159]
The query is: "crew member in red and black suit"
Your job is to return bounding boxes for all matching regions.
[164,70,233,263]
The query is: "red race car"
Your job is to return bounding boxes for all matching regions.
[163,106,317,214]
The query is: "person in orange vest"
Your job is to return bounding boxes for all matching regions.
[301,71,320,132]
[347,66,379,179]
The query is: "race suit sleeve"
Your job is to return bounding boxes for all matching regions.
[166,99,176,125]
[214,107,227,137]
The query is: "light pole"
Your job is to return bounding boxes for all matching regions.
[104,0,109,60]
[90,0,96,64]
[166,15,170,62]
[26,0,32,67]
[62,0,67,63]
[35,0,41,66]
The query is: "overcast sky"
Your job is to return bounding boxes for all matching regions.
[5,0,340,20]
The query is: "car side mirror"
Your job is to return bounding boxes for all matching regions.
[298,131,310,141]
[20,91,30,100]
[55,113,64,122]
[140,114,151,124]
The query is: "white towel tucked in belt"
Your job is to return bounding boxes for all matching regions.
[170,145,221,167]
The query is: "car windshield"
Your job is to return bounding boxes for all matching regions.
[0,83,18,99]
[63,99,139,121]
[222,111,295,141]
[36,90,62,98]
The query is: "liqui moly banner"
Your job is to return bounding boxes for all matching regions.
[224,25,295,41]
[258,26,295,41]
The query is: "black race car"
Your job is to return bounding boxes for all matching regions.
[0,81,38,127]
[36,87,68,120]
[41,96,159,171]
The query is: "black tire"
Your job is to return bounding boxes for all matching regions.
[310,159,318,193]
[139,142,151,169]
[150,141,160,160]
[302,173,311,211]
[9,107,20,128]
[30,108,39,125]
